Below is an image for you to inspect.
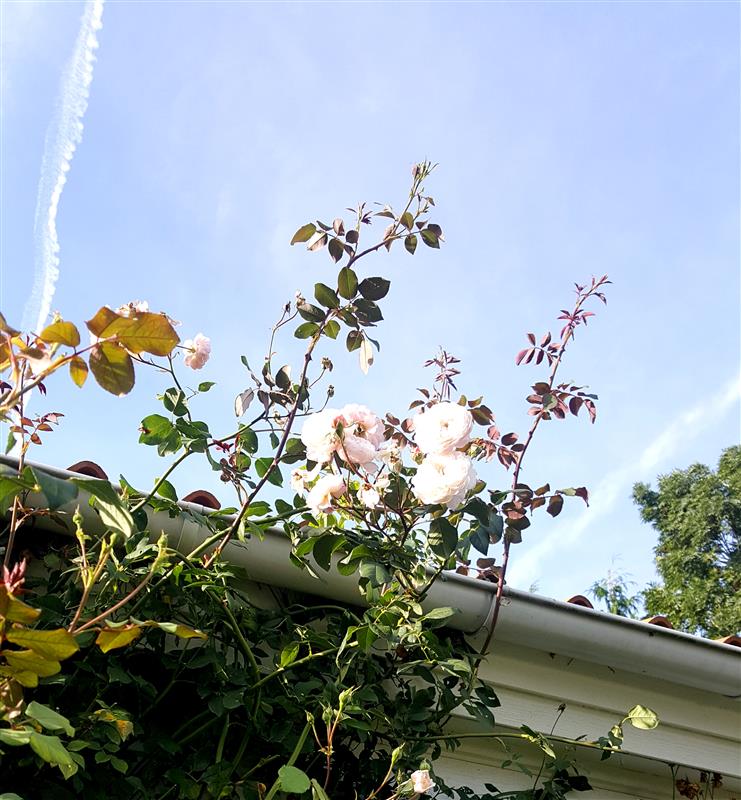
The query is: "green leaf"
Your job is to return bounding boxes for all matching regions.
[358,561,391,587]
[39,320,80,347]
[155,479,178,501]
[255,458,283,487]
[0,471,33,515]
[295,322,319,340]
[280,642,300,667]
[337,267,358,299]
[297,303,325,323]
[400,211,414,230]
[423,606,457,621]
[311,778,331,800]
[420,228,440,249]
[290,223,316,245]
[314,283,340,309]
[89,342,135,396]
[26,702,75,737]
[69,477,135,538]
[328,237,344,264]
[323,320,340,340]
[139,414,177,447]
[358,277,391,301]
[625,705,659,730]
[198,381,216,392]
[404,234,417,255]
[469,526,490,555]
[31,468,78,511]
[5,628,79,661]
[346,330,362,352]
[278,765,311,794]
[162,388,188,416]
[29,732,76,770]
[0,728,32,746]
[428,518,458,557]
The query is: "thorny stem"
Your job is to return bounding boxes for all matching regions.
[477,277,609,663]
[3,386,27,569]
[131,448,192,514]
[263,718,312,800]
[73,546,166,633]
[203,320,328,567]
[250,647,338,691]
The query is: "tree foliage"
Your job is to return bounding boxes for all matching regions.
[633,446,741,637]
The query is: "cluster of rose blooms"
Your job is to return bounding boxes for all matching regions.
[295,399,477,517]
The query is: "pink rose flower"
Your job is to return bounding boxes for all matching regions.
[306,474,346,516]
[183,333,211,370]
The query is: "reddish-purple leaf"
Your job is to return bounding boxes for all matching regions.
[547,494,564,517]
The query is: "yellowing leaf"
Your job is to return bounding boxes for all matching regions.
[115,719,134,740]
[89,342,135,396]
[5,627,79,661]
[0,312,20,336]
[0,664,38,687]
[96,624,142,653]
[39,320,80,348]
[69,356,89,388]
[86,306,120,337]
[154,622,207,640]
[1,649,61,677]
[100,313,179,357]
[625,704,659,730]
[0,586,42,624]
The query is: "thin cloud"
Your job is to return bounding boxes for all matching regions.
[508,374,741,589]
[21,0,104,335]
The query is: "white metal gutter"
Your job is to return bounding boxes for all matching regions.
[5,457,740,698]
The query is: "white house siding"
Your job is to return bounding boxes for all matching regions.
[436,639,741,798]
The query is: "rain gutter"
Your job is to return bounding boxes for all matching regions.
[3,456,739,698]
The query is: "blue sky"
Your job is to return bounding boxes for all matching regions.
[2,0,739,604]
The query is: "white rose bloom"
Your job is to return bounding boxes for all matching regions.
[410,769,435,794]
[413,402,473,455]
[340,434,378,467]
[306,474,346,516]
[339,404,384,447]
[358,484,381,509]
[374,473,390,492]
[377,440,403,472]
[336,404,384,466]
[301,409,341,464]
[411,452,477,510]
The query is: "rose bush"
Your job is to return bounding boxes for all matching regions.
[0,163,659,800]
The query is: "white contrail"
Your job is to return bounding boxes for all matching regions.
[21,0,104,335]
[508,374,741,588]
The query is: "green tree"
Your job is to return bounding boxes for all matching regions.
[633,446,741,638]
[588,567,641,618]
